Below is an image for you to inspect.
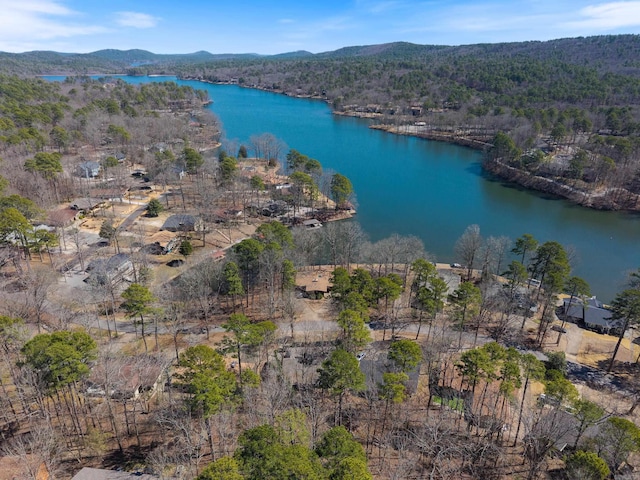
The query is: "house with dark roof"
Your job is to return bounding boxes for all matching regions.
[303,219,323,229]
[69,197,104,213]
[360,346,420,395]
[161,214,203,232]
[76,161,101,178]
[261,201,290,217]
[563,296,618,334]
[84,253,134,286]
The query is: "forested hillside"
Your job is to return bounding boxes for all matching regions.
[171,35,640,211]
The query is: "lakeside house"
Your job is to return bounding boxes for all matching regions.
[303,219,323,229]
[563,296,617,334]
[295,270,331,299]
[435,267,462,296]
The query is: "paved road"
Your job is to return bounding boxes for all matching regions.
[118,202,148,231]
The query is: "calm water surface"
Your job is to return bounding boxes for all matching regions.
[48,76,640,301]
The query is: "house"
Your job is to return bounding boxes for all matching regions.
[69,197,104,213]
[360,347,420,394]
[84,253,134,286]
[86,355,167,402]
[295,269,331,299]
[303,219,323,229]
[161,214,203,232]
[171,163,186,180]
[261,201,290,217]
[436,267,462,296]
[89,187,128,201]
[46,208,79,227]
[563,296,617,334]
[76,161,101,178]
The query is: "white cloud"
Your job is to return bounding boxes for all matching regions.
[0,0,76,16]
[0,0,107,52]
[565,1,640,29]
[278,18,295,24]
[114,11,160,29]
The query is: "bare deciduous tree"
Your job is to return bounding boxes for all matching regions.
[454,224,484,281]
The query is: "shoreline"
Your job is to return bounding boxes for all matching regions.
[368,123,492,151]
[185,77,640,214]
[57,74,640,214]
[366,124,640,213]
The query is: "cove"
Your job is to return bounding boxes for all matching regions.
[47,76,640,302]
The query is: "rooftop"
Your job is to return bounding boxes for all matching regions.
[295,269,331,293]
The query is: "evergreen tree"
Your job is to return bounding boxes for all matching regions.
[146,198,164,217]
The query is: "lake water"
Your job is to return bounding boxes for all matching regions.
[47,76,640,301]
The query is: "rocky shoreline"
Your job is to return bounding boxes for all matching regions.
[368,124,492,150]
[370,123,640,212]
[484,157,640,211]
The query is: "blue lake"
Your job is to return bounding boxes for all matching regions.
[46,75,640,301]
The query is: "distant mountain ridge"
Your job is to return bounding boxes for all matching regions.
[1,34,639,76]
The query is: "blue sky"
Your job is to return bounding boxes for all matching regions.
[2,0,640,54]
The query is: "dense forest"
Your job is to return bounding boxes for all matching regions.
[2,39,640,479]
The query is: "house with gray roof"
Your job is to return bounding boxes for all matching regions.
[161,214,204,232]
[563,296,618,334]
[69,197,104,213]
[84,253,134,286]
[76,161,101,178]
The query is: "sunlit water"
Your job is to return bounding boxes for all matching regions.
[45,75,640,301]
